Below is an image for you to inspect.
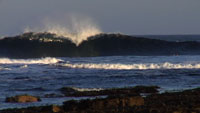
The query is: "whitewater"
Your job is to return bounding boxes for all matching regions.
[0,57,62,64]
[61,62,200,70]
[1,57,200,70]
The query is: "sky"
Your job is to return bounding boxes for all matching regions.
[0,0,200,36]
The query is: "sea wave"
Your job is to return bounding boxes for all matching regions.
[60,62,200,70]
[1,32,200,58]
[0,57,62,64]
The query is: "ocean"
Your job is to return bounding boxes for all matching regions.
[0,33,200,109]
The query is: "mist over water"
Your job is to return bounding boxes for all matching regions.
[24,15,102,45]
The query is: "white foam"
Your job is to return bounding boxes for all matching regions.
[0,67,11,71]
[72,87,103,92]
[20,65,28,68]
[61,62,200,70]
[0,57,62,64]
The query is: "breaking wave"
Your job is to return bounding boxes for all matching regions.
[1,32,200,58]
[24,16,102,46]
[60,62,200,70]
[0,57,62,64]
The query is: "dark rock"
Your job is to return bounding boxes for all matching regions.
[2,86,200,113]
[60,86,159,97]
[0,105,63,113]
[44,93,64,98]
[51,105,62,113]
[63,95,144,113]
[5,95,41,103]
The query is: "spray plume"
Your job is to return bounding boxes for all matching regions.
[24,15,102,45]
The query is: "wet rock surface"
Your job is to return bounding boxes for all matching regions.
[1,86,200,113]
[5,95,41,103]
[60,86,159,97]
[63,95,144,112]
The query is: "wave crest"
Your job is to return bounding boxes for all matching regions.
[1,32,200,58]
[24,16,102,46]
[60,62,200,70]
[0,57,62,64]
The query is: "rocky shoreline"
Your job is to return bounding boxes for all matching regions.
[1,86,200,113]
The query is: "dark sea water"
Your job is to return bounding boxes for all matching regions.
[1,34,200,109]
[139,35,200,42]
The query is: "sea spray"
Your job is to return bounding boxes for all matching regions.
[24,15,102,46]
